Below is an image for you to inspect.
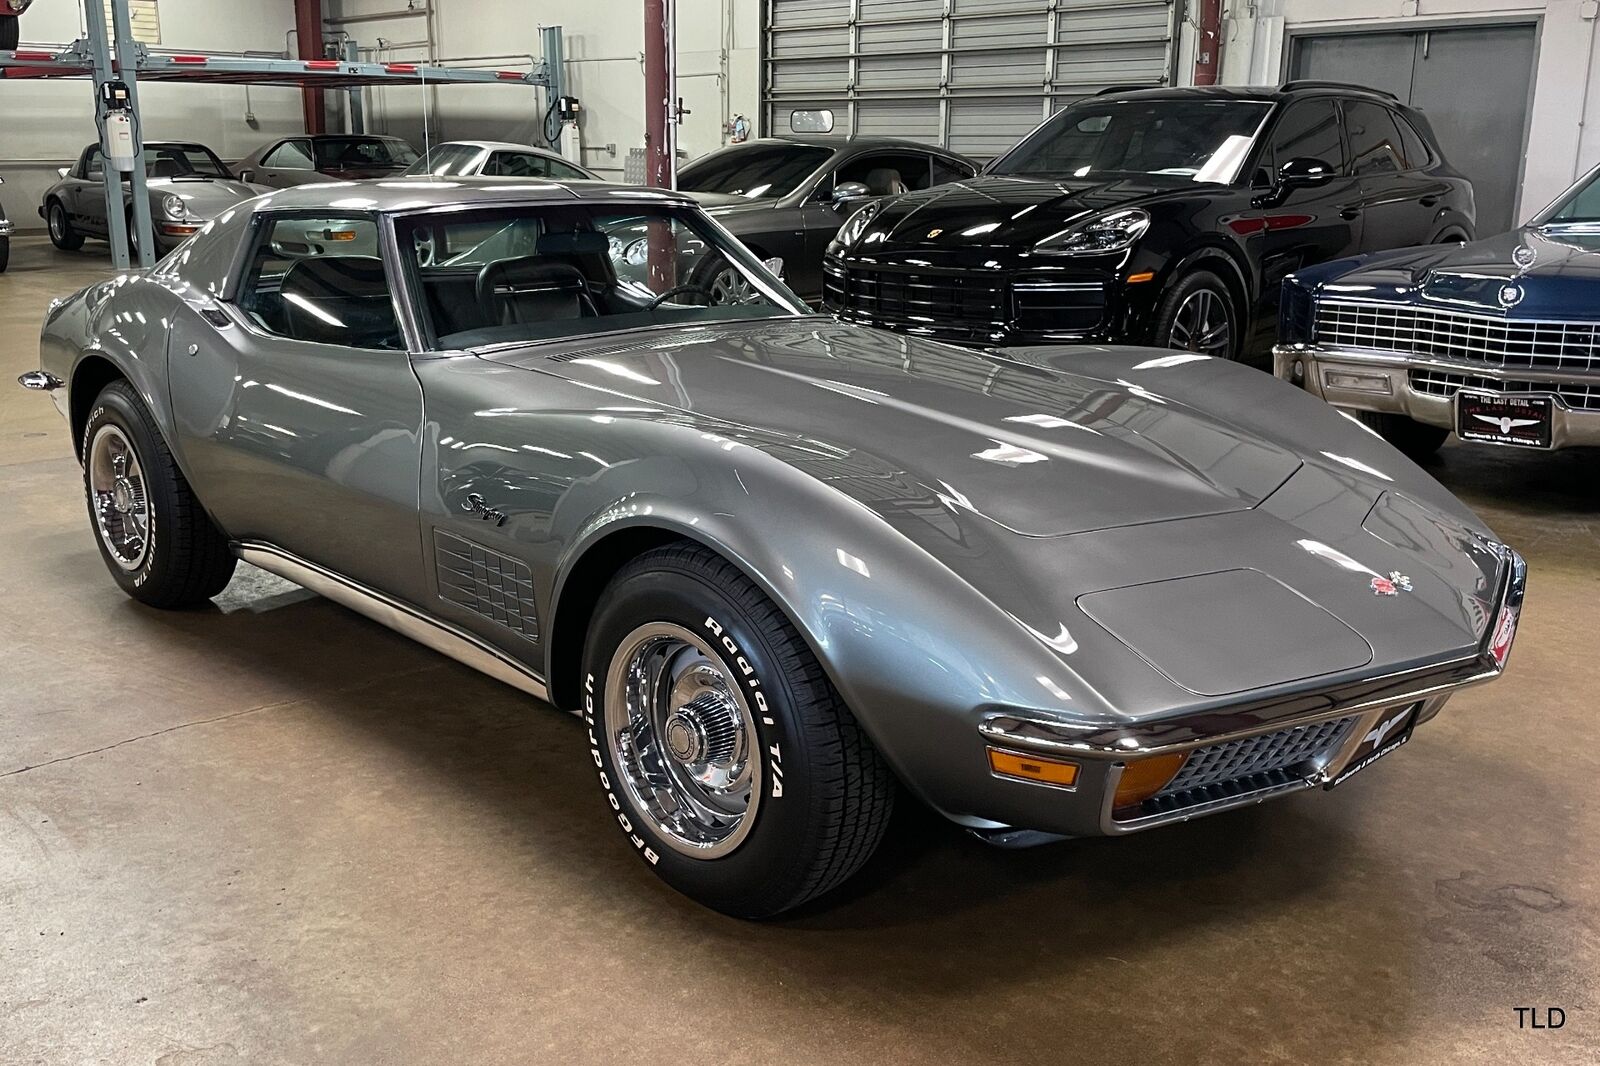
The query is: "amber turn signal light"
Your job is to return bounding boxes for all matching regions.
[987,747,1080,789]
[1112,752,1187,810]
[1126,270,1156,284]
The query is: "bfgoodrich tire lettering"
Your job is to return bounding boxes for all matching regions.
[582,542,894,918]
[82,380,236,608]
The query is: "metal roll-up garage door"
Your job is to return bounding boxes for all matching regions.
[763,0,1179,158]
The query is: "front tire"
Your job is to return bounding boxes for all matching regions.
[1154,268,1238,359]
[82,380,236,608]
[47,201,85,251]
[582,542,894,918]
[0,236,9,274]
[1349,409,1449,459]
[689,252,759,306]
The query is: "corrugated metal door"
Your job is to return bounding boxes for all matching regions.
[763,0,1179,157]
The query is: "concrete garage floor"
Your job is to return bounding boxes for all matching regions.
[1,233,1595,1065]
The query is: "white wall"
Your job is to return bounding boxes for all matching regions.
[329,0,761,182]
[2,0,303,231]
[1205,0,1600,225]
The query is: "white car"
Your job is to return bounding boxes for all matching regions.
[403,140,599,181]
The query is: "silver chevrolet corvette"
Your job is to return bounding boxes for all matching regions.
[19,178,1526,917]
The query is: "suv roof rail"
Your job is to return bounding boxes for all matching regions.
[1280,80,1398,100]
[1094,83,1162,96]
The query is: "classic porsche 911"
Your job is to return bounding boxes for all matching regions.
[19,178,1525,917]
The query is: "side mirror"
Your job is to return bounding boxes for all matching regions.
[1277,157,1335,189]
[238,170,254,183]
[831,180,872,211]
[762,256,785,279]
[58,167,70,179]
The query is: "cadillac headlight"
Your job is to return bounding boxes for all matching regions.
[161,194,188,221]
[1037,208,1150,255]
[831,200,883,254]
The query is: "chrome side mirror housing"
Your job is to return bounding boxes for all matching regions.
[831,181,871,211]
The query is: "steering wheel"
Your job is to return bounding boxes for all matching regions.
[646,284,714,310]
[413,229,437,268]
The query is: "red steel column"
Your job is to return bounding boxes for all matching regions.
[1192,0,1225,86]
[644,0,674,188]
[295,0,326,134]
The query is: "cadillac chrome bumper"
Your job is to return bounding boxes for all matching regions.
[1272,342,1600,449]
[0,217,14,237]
[976,547,1526,837]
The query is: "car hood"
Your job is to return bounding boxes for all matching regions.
[147,177,269,216]
[850,173,1201,253]
[485,318,1302,538]
[1302,225,1600,318]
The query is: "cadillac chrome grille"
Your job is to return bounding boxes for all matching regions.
[1315,299,1600,374]
[1410,369,1600,411]
[1138,715,1356,816]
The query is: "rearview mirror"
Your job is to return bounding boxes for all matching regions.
[831,180,871,211]
[1278,156,1335,189]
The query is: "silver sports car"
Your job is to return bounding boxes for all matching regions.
[20,178,1526,917]
[42,141,269,258]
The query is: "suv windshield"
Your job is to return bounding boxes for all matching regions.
[314,138,419,171]
[679,144,832,200]
[994,98,1271,184]
[399,202,809,349]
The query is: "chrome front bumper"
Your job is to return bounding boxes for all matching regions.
[0,218,14,237]
[977,547,1527,837]
[1272,342,1600,449]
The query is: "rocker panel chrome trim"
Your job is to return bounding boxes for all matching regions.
[235,541,552,705]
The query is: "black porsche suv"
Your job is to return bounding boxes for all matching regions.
[822,83,1474,363]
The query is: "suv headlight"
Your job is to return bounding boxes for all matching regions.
[830,200,884,254]
[1037,208,1150,255]
[161,194,188,221]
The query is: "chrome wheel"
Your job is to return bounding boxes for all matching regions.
[604,622,760,858]
[1168,287,1233,358]
[48,205,66,244]
[87,424,150,572]
[708,265,757,306]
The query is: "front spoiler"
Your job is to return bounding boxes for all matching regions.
[970,546,1526,837]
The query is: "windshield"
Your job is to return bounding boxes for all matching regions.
[993,99,1271,184]
[1541,168,1600,225]
[399,202,809,349]
[678,144,832,200]
[403,143,483,177]
[146,145,231,179]
[314,138,419,171]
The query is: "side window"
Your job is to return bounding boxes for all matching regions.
[833,152,935,195]
[486,152,554,178]
[1269,99,1346,175]
[547,158,590,181]
[1394,113,1434,169]
[235,215,401,350]
[1344,101,1407,177]
[84,148,106,181]
[931,156,976,186]
[263,140,315,171]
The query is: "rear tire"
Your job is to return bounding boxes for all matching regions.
[1154,268,1239,360]
[0,236,10,274]
[47,201,85,251]
[1350,409,1449,459]
[82,380,236,608]
[581,542,894,918]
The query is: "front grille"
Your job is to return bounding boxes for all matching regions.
[1410,368,1600,411]
[826,262,1007,331]
[1135,715,1356,817]
[1315,298,1600,374]
[1012,278,1106,334]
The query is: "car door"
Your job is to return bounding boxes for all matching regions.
[1342,100,1444,251]
[72,147,111,235]
[166,211,429,602]
[253,139,317,188]
[1240,98,1364,343]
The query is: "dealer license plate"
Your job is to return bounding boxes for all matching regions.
[1456,391,1553,449]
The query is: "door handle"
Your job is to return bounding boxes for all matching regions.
[1339,206,1361,220]
[1420,196,1439,208]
